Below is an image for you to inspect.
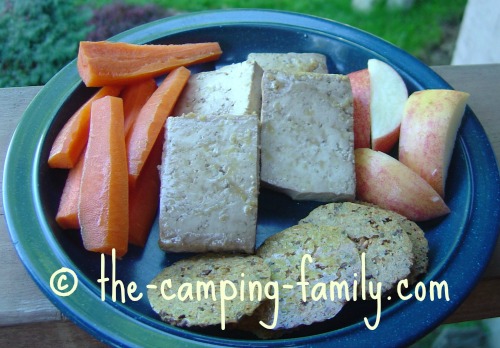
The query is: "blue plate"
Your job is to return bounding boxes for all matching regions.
[4,9,500,347]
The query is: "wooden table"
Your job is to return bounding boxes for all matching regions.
[1,65,500,346]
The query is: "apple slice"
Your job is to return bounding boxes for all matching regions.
[368,59,408,153]
[348,68,371,149]
[355,148,450,221]
[398,89,470,198]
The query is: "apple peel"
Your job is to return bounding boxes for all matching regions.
[348,68,371,149]
[355,148,450,222]
[399,89,470,198]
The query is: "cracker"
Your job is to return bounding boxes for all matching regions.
[299,202,415,294]
[147,253,270,327]
[247,224,361,331]
[383,211,428,283]
[357,201,429,283]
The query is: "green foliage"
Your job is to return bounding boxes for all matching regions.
[4,0,467,87]
[87,2,173,41]
[84,0,467,62]
[0,0,93,87]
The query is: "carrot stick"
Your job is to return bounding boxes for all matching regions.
[128,130,163,247]
[77,41,221,87]
[78,96,128,257]
[55,148,86,230]
[127,66,190,186]
[121,78,157,136]
[48,85,122,169]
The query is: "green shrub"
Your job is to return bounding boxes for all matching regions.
[0,0,93,87]
[86,2,174,41]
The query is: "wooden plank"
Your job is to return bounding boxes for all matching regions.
[0,320,107,347]
[0,86,61,326]
[0,86,42,213]
[445,278,500,323]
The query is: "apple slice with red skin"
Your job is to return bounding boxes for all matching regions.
[368,59,408,153]
[355,148,450,222]
[348,68,371,149]
[398,89,470,198]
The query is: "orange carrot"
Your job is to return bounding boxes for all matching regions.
[48,85,122,169]
[121,78,157,136]
[127,66,190,186]
[128,131,163,247]
[78,96,128,257]
[77,41,221,87]
[55,148,86,230]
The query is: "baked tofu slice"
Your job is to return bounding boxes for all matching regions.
[247,52,328,73]
[172,60,263,116]
[159,113,259,253]
[260,70,355,202]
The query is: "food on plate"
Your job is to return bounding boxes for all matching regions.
[368,58,408,153]
[49,38,465,339]
[120,78,158,136]
[128,131,163,247]
[359,202,429,284]
[126,66,190,186]
[173,60,263,116]
[77,41,222,87]
[260,70,355,202]
[399,89,470,197]
[147,253,271,328]
[247,52,328,73]
[158,113,259,253]
[355,148,450,221]
[47,36,475,342]
[78,96,129,257]
[55,149,85,230]
[48,85,122,169]
[299,202,416,293]
[392,214,429,283]
[348,68,371,149]
[241,224,361,332]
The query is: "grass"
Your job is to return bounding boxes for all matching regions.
[82,0,467,61]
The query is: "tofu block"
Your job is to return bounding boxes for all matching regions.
[260,70,355,202]
[172,60,263,117]
[159,113,259,253]
[247,52,328,73]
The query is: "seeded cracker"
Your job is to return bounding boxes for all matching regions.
[247,224,361,331]
[353,201,428,284]
[379,209,428,283]
[147,254,271,328]
[299,202,415,294]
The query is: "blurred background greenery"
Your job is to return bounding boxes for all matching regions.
[1,0,467,87]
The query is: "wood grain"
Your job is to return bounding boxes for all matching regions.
[0,86,62,327]
[0,320,107,347]
[1,65,499,345]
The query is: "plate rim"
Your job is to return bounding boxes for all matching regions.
[3,8,500,347]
